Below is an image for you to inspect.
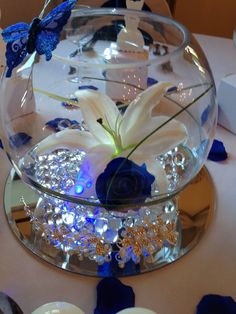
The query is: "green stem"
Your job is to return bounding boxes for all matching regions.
[126,84,213,159]
[105,84,213,205]
[33,88,80,106]
[166,82,212,95]
[82,76,144,91]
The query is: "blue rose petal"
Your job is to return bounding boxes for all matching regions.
[9,132,32,148]
[96,157,155,208]
[208,139,228,162]
[78,85,98,90]
[61,97,78,109]
[0,139,3,149]
[45,118,79,132]
[94,277,135,314]
[167,85,178,93]
[147,77,158,86]
[147,78,177,93]
[196,294,236,314]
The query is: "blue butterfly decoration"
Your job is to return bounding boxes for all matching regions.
[2,0,77,77]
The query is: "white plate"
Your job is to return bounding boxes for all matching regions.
[31,301,85,314]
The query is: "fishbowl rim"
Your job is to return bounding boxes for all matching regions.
[51,7,191,70]
[12,159,201,211]
[0,7,216,211]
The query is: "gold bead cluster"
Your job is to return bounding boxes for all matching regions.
[117,217,178,264]
[24,199,178,267]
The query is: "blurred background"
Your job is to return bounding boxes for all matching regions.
[0,0,235,38]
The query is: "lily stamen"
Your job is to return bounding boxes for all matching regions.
[97,118,123,155]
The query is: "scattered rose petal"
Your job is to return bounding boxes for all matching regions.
[0,139,3,149]
[208,139,228,161]
[78,85,98,90]
[167,85,177,93]
[9,132,32,148]
[61,97,79,109]
[196,294,236,314]
[45,118,79,132]
[94,277,135,314]
[147,77,158,86]
[147,78,176,93]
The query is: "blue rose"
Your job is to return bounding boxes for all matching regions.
[95,157,155,209]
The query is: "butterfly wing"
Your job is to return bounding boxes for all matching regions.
[35,0,77,60]
[5,39,28,77]
[1,1,77,76]
[2,23,29,77]
[35,30,60,61]
[2,22,29,42]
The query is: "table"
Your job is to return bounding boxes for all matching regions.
[0,34,236,314]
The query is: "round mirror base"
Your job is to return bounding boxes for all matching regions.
[4,167,215,277]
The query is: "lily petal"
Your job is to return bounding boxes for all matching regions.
[73,144,115,199]
[145,157,169,195]
[123,115,188,156]
[35,129,99,154]
[120,82,172,141]
[83,144,115,178]
[137,118,188,156]
[74,90,122,145]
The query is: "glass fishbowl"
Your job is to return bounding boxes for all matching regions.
[0,7,217,275]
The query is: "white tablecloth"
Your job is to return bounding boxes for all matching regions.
[0,34,236,314]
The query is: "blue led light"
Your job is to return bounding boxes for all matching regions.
[74,169,93,195]
[86,217,95,224]
[75,185,84,195]
[86,181,92,188]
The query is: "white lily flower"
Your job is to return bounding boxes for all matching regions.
[36,82,188,194]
